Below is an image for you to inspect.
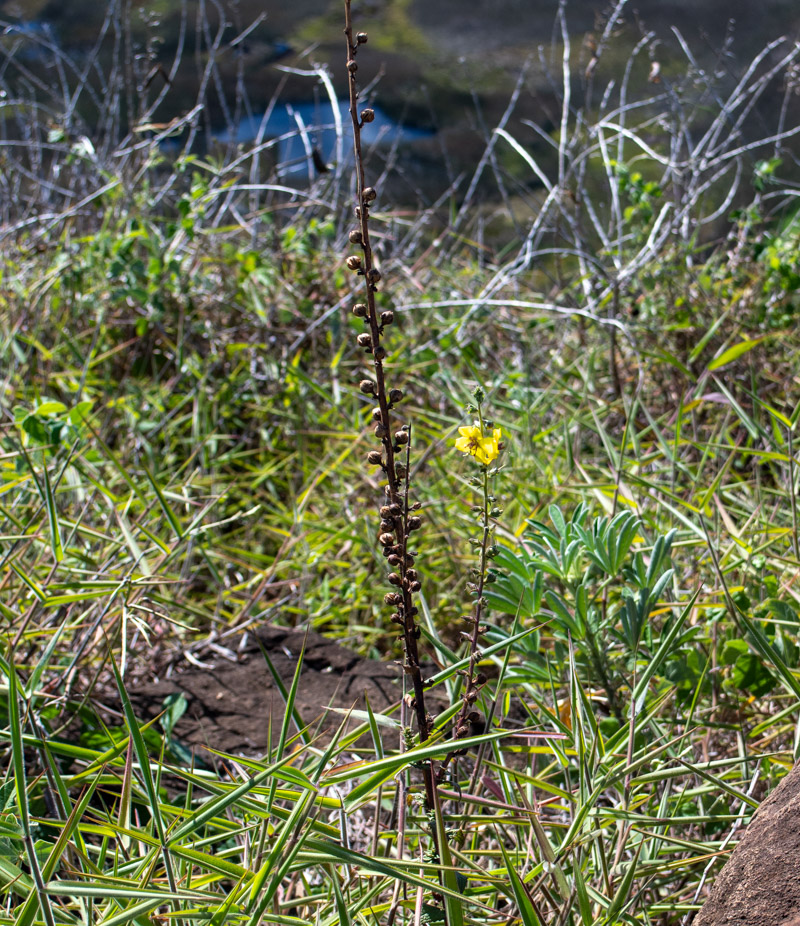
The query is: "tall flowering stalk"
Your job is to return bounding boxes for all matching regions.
[449,388,502,757]
[342,0,437,818]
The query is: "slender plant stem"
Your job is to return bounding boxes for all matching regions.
[343,0,438,825]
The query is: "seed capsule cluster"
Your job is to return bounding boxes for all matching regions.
[344,3,433,756]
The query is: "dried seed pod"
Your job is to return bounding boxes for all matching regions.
[379,532,395,546]
[361,109,375,124]
[411,501,422,510]
[380,519,393,532]
[390,612,404,624]
[380,310,394,325]
[371,406,383,421]
[367,450,383,465]
[373,346,386,361]
[406,569,418,581]
[387,553,402,566]
[395,462,407,478]
[384,592,402,606]
[359,379,375,395]
[395,429,409,444]
[388,572,403,586]
[352,303,368,317]
[408,580,422,593]
[367,268,381,283]
[357,333,372,348]
[357,31,368,44]
[407,516,422,531]
[374,422,388,438]
[363,187,377,204]
[346,255,362,271]
[389,388,403,403]
[349,229,363,244]
[390,504,403,516]
[380,505,393,518]
[476,673,488,686]
[347,59,358,72]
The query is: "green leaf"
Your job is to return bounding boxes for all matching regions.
[708,338,764,371]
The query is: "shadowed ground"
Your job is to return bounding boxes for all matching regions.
[129,626,407,755]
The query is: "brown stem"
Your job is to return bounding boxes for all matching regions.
[343,0,436,819]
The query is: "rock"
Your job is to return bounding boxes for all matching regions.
[693,762,800,926]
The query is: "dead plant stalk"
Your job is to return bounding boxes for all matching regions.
[342,0,438,820]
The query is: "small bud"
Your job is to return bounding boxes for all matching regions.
[380,519,393,531]
[346,255,362,271]
[395,430,409,444]
[406,569,418,581]
[390,504,403,516]
[476,673,487,686]
[380,310,394,325]
[367,450,383,465]
[371,406,383,421]
[363,187,377,204]
[367,268,382,283]
[384,592,402,606]
[352,303,368,317]
[388,572,403,586]
[349,229,363,245]
[395,463,407,478]
[390,613,404,624]
[388,553,402,565]
[359,379,375,395]
[379,532,395,546]
[357,31,368,44]
[389,388,403,403]
[361,109,375,124]
[373,346,386,361]
[357,333,372,348]
[374,422,388,438]
[408,516,422,531]
[411,502,422,510]
[380,506,393,518]
[347,59,358,72]
[409,580,422,593]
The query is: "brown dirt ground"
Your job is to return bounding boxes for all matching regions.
[693,761,800,926]
[128,625,409,756]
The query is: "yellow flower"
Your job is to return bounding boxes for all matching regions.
[454,425,502,465]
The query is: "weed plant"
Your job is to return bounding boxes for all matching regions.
[1,1,800,924]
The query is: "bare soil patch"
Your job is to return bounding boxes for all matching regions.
[129,626,405,756]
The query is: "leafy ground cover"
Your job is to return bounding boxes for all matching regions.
[2,3,800,924]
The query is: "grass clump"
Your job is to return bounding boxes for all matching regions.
[1,2,800,924]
